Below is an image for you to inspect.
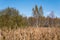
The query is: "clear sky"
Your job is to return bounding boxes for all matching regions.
[0,0,60,17]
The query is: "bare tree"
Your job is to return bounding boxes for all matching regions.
[47,11,55,27]
[39,6,43,17]
[32,5,44,27]
[32,5,39,27]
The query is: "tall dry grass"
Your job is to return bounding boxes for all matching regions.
[0,27,60,40]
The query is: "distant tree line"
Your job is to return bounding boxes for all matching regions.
[0,5,60,28]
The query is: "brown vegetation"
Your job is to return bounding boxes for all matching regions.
[0,27,60,40]
[0,5,60,40]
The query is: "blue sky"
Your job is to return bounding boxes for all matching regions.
[0,0,60,17]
